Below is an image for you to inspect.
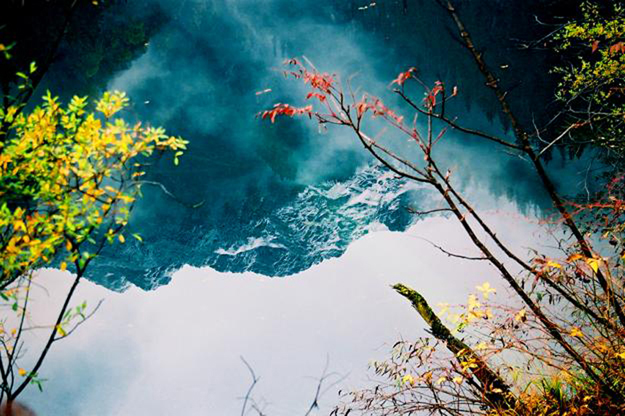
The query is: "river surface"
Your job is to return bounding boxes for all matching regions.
[34,0,578,288]
[24,207,548,415]
[13,0,597,414]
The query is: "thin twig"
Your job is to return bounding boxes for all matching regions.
[240,356,259,416]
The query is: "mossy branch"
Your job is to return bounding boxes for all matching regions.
[393,283,516,410]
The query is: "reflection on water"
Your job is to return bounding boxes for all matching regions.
[22,202,546,415]
[3,1,600,414]
[26,0,578,289]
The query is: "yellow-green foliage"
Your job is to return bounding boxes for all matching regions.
[0,39,187,400]
[554,1,625,153]
[555,1,625,96]
[0,88,187,284]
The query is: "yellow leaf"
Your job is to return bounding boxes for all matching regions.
[585,258,600,273]
[60,261,67,271]
[453,376,463,384]
[118,234,125,244]
[18,368,27,377]
[436,376,447,384]
[570,327,583,338]
[56,324,66,337]
[476,282,496,299]
[13,220,26,232]
[514,309,526,322]
[467,294,481,311]
[546,260,562,269]
[402,374,415,386]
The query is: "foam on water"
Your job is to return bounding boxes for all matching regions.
[89,163,433,290]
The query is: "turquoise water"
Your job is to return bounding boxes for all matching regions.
[7,1,601,413]
[36,0,576,290]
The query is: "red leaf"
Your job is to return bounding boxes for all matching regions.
[306,92,327,102]
[391,67,417,87]
[261,103,313,123]
[609,42,625,55]
[303,72,334,93]
[424,82,445,110]
[591,40,600,53]
[356,100,369,117]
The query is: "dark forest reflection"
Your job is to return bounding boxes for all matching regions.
[1,0,590,289]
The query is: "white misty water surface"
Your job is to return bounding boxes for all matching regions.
[22,199,549,415]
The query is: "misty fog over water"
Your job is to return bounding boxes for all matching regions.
[9,1,604,414]
[32,0,589,290]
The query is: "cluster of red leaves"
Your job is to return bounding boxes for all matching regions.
[422,81,446,110]
[591,40,625,54]
[283,58,335,93]
[564,174,625,251]
[571,174,625,214]
[355,96,404,124]
[391,67,417,87]
[390,68,458,112]
[261,103,313,123]
[259,59,334,123]
[424,82,458,111]
[302,71,334,93]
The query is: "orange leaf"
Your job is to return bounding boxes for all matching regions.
[609,42,625,55]
[591,40,599,53]
[567,253,584,262]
